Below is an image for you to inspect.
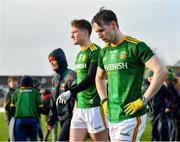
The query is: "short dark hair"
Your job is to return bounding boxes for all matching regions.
[91,7,119,28]
[71,19,92,36]
[20,76,33,87]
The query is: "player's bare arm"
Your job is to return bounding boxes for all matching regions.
[95,67,107,100]
[144,55,168,103]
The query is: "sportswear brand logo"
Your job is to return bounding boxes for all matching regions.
[89,99,94,104]
[111,53,115,60]
[120,132,130,136]
[19,89,32,93]
[75,64,87,70]
[104,62,128,71]
[95,125,102,130]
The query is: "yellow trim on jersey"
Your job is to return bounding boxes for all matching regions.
[38,104,44,108]
[81,43,97,51]
[100,106,108,129]
[127,36,139,42]
[132,117,141,141]
[111,35,127,47]
[89,44,97,51]
[4,99,10,108]
[81,46,89,51]
[10,104,15,107]
[126,36,140,44]
[20,87,32,89]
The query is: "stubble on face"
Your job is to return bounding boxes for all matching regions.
[93,22,115,44]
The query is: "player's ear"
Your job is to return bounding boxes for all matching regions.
[84,29,89,37]
[111,21,117,29]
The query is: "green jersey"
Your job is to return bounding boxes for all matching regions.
[98,36,154,122]
[75,43,101,108]
[11,87,43,118]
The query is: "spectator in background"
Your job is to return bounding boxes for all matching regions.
[4,76,18,123]
[47,48,77,141]
[143,69,173,141]
[40,88,52,141]
[33,78,44,141]
[165,71,180,141]
[41,88,52,120]
[10,76,44,141]
[4,76,18,141]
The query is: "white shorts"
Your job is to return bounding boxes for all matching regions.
[109,114,147,141]
[70,106,108,133]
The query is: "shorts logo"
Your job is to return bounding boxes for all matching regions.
[120,51,128,59]
[95,125,102,130]
[120,132,130,136]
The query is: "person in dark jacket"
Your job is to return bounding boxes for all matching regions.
[4,76,18,140]
[47,48,77,141]
[165,72,180,141]
[143,69,173,141]
[4,76,18,123]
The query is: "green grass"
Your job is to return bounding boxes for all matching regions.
[141,114,152,141]
[0,112,151,141]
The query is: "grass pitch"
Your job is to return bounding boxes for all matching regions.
[0,112,151,141]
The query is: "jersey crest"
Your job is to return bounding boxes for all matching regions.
[120,51,128,59]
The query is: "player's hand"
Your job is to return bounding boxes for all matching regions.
[56,90,71,105]
[123,97,145,115]
[101,98,108,115]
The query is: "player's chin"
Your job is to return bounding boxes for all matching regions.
[103,39,110,44]
[72,41,78,45]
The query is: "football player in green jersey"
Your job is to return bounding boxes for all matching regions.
[56,19,109,141]
[92,7,168,141]
[10,76,44,141]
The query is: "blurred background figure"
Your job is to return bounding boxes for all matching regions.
[10,76,44,141]
[4,76,18,141]
[40,88,52,141]
[143,69,173,141]
[165,70,180,141]
[33,78,44,141]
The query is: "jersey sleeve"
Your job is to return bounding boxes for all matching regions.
[136,42,155,63]
[90,49,100,63]
[98,49,105,70]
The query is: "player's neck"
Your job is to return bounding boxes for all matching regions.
[113,30,124,45]
[79,39,92,49]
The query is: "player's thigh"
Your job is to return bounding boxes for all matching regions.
[109,114,146,141]
[86,106,108,133]
[90,128,109,141]
[69,128,87,141]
